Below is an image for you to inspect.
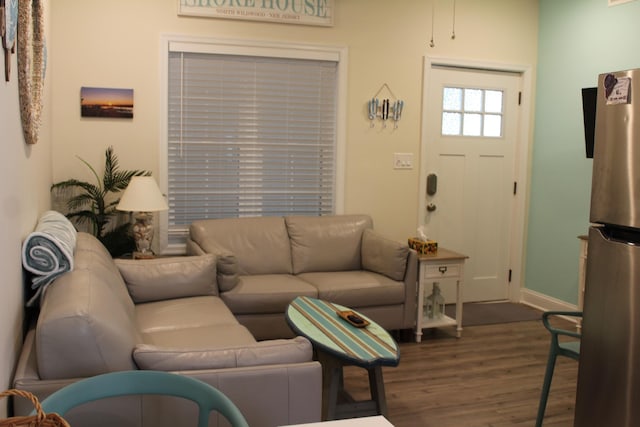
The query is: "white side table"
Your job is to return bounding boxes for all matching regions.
[415,248,468,343]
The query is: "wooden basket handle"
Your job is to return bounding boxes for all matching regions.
[0,389,46,423]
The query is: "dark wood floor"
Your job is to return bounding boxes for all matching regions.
[342,319,578,427]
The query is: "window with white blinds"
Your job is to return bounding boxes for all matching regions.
[166,42,339,246]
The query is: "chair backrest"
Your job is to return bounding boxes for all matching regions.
[37,370,249,427]
[542,310,582,360]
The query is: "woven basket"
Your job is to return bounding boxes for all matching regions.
[0,389,70,427]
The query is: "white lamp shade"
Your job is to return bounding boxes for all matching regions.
[116,176,168,212]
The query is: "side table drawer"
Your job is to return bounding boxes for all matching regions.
[423,263,461,279]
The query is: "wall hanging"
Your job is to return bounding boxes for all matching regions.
[18,0,46,145]
[1,0,18,81]
[366,83,404,129]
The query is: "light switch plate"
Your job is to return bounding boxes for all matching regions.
[394,153,413,169]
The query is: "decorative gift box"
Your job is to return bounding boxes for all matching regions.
[408,237,438,255]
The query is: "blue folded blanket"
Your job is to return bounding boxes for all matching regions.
[22,210,77,306]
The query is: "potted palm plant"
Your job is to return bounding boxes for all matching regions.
[51,146,150,257]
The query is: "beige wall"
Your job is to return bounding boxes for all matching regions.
[0,4,52,415]
[50,0,538,243]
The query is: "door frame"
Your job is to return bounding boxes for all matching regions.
[419,56,534,302]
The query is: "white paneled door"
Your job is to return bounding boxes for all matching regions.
[422,65,522,302]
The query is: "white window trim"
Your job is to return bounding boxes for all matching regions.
[158,34,348,254]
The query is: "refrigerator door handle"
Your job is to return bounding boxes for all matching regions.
[597,225,640,245]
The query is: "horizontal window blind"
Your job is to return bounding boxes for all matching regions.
[167,50,338,245]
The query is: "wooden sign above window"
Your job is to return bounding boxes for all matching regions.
[177,0,334,27]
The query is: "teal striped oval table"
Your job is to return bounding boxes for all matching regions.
[286,296,400,420]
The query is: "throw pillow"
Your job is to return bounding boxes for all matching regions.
[361,229,409,281]
[116,254,217,303]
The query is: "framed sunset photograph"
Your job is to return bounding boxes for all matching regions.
[81,86,134,118]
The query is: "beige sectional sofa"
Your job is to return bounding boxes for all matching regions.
[13,232,321,427]
[187,214,418,340]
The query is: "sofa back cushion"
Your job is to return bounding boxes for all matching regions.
[116,255,218,303]
[286,215,373,274]
[190,217,293,275]
[36,233,140,380]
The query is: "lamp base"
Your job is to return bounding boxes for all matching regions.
[132,212,154,255]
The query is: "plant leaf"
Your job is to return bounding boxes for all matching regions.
[103,146,118,191]
[51,146,152,248]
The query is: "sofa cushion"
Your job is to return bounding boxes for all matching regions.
[189,217,293,276]
[132,336,312,371]
[116,255,218,303]
[297,271,406,308]
[73,231,111,260]
[74,233,136,309]
[136,296,256,348]
[286,215,373,274]
[220,274,318,315]
[361,229,410,281]
[141,324,256,348]
[136,295,239,333]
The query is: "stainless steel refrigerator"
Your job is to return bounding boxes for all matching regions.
[574,68,640,426]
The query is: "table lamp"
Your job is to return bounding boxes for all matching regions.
[116,176,168,257]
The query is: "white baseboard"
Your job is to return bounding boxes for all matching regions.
[519,288,579,312]
[519,289,581,327]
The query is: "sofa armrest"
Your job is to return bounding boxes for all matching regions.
[115,255,218,302]
[186,238,239,292]
[402,248,419,327]
[361,229,410,281]
[132,336,313,371]
[185,238,205,255]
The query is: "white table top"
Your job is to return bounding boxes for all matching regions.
[282,415,394,426]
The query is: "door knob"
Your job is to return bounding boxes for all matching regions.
[427,203,437,212]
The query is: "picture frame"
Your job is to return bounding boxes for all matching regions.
[80,87,134,119]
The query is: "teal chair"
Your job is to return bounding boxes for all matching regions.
[37,370,249,427]
[535,311,582,427]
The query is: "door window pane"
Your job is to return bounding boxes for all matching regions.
[441,86,504,138]
[463,113,482,136]
[484,114,502,137]
[442,112,462,135]
[464,89,483,112]
[485,90,503,113]
[443,88,462,110]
